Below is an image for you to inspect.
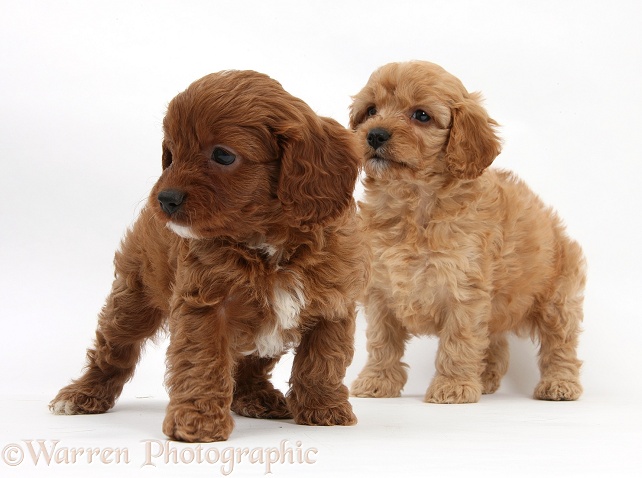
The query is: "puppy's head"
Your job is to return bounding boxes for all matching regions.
[152,70,360,240]
[349,61,501,182]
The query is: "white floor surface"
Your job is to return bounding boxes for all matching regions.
[1,391,639,477]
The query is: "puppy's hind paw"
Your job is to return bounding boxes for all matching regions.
[534,379,582,401]
[481,370,502,395]
[232,388,292,419]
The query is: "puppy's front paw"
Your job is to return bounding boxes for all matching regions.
[163,405,234,443]
[534,379,582,401]
[291,400,357,427]
[232,388,292,419]
[350,367,406,398]
[49,386,114,415]
[425,375,482,404]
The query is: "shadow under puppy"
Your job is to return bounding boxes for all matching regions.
[350,61,585,403]
[50,70,367,442]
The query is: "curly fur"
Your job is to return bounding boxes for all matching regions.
[349,61,585,403]
[49,70,367,441]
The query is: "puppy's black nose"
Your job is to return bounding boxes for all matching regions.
[367,128,391,150]
[158,189,186,216]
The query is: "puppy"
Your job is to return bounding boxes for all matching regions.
[350,61,585,403]
[50,70,367,442]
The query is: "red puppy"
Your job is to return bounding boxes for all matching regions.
[50,70,367,442]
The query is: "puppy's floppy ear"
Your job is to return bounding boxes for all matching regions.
[445,93,501,179]
[277,115,360,230]
[348,98,363,131]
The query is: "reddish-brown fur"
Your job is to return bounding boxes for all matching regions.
[349,61,585,403]
[50,70,367,442]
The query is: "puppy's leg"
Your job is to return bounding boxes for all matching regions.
[232,355,292,419]
[533,261,584,400]
[425,298,490,404]
[163,299,235,442]
[50,273,164,415]
[533,303,583,401]
[533,241,584,401]
[351,290,409,398]
[287,312,357,426]
[481,334,510,394]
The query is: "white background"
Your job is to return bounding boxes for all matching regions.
[1,1,641,477]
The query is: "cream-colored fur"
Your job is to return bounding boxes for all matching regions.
[350,61,585,403]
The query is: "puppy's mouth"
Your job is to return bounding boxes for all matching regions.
[366,155,385,168]
[365,153,411,172]
[369,154,388,164]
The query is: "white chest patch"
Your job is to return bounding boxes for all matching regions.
[255,276,306,357]
[167,222,200,240]
[255,243,278,259]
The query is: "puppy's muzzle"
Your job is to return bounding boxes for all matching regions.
[158,189,186,216]
[367,128,391,150]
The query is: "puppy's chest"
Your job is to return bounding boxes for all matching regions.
[253,272,307,357]
[242,249,309,358]
[181,243,309,357]
[366,204,459,328]
[367,202,438,274]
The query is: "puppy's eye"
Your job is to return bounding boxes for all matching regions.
[211,147,236,165]
[367,106,377,117]
[412,110,431,123]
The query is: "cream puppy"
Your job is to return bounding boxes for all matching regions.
[350,61,585,403]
